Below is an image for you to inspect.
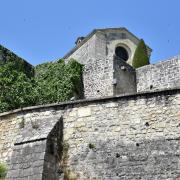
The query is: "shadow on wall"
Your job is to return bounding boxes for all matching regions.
[69,138,180,179]
[43,117,64,179]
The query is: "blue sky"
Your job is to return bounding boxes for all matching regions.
[0,0,180,65]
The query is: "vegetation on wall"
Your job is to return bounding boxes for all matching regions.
[35,59,84,104]
[0,163,7,178]
[0,59,84,113]
[132,39,150,68]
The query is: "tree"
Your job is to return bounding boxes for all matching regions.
[132,39,150,68]
[0,62,36,112]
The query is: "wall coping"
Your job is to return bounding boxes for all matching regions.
[137,56,180,70]
[0,87,180,118]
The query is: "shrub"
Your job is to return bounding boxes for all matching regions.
[132,39,150,68]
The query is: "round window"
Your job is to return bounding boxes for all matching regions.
[115,46,129,61]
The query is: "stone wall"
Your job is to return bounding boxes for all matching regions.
[7,140,46,179]
[113,55,136,95]
[0,88,180,179]
[66,30,140,99]
[67,32,114,98]
[136,56,180,92]
[105,30,138,66]
[0,111,63,180]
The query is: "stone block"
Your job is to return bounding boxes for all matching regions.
[78,107,91,117]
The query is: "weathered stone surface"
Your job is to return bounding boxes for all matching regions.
[65,28,180,99]
[113,56,137,94]
[78,107,91,117]
[136,56,180,92]
[66,28,146,98]
[6,141,45,180]
[0,89,180,179]
[1,114,63,180]
[15,115,61,144]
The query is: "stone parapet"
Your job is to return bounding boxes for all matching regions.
[136,56,180,92]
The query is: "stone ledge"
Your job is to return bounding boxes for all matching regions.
[0,87,180,118]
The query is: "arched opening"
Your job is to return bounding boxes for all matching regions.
[115,46,129,61]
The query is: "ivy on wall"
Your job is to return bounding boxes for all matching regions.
[35,59,84,104]
[0,58,84,113]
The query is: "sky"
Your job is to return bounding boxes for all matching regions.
[0,0,180,65]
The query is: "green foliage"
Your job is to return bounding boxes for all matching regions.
[0,163,7,178]
[0,62,36,113]
[0,59,84,113]
[35,59,84,104]
[0,45,34,77]
[132,39,150,68]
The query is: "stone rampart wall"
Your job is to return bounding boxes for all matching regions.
[0,89,180,179]
[136,56,180,92]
